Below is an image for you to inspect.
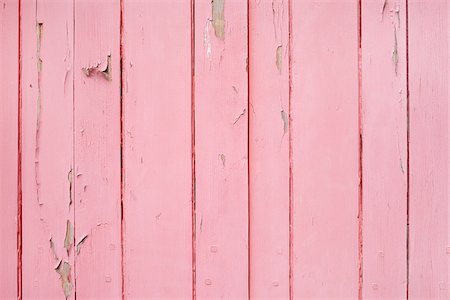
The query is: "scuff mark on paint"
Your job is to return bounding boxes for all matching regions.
[203,20,212,63]
[276,45,282,73]
[272,0,277,39]
[49,236,58,261]
[392,28,398,76]
[212,0,225,40]
[68,168,73,207]
[281,110,288,135]
[82,54,112,81]
[36,22,44,206]
[64,220,74,254]
[233,108,246,125]
[219,154,226,166]
[232,86,239,94]
[63,21,71,94]
[76,235,88,254]
[55,261,72,298]
[381,0,388,21]
[395,4,400,28]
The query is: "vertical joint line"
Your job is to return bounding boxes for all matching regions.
[287,0,293,299]
[357,0,363,299]
[17,0,23,299]
[405,0,410,298]
[247,0,251,299]
[119,0,125,298]
[72,0,77,298]
[191,0,196,298]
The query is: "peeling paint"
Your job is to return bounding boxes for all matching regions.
[76,235,88,254]
[381,0,388,21]
[55,261,72,298]
[82,54,112,81]
[63,21,71,94]
[203,20,212,62]
[281,110,288,134]
[64,220,74,254]
[68,169,73,207]
[276,45,282,73]
[212,0,225,40]
[35,22,44,206]
[49,236,58,261]
[392,28,398,76]
[219,154,226,166]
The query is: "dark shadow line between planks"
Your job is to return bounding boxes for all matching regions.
[405,0,410,298]
[72,0,77,298]
[191,0,197,298]
[120,0,125,299]
[17,0,23,299]
[288,0,293,299]
[247,0,251,298]
[357,0,364,299]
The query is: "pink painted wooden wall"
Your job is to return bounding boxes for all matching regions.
[0,0,448,299]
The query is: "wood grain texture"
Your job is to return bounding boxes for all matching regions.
[408,1,448,298]
[291,1,359,298]
[122,0,192,298]
[194,0,249,298]
[0,0,18,297]
[248,0,290,298]
[74,0,121,298]
[21,0,75,298]
[361,0,407,298]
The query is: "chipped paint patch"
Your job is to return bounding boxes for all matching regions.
[203,20,212,62]
[35,22,44,206]
[219,154,226,166]
[276,45,282,73]
[392,28,398,76]
[281,110,288,134]
[55,261,72,298]
[68,168,73,206]
[64,220,74,254]
[381,0,388,21]
[212,0,225,40]
[76,235,88,254]
[49,236,58,261]
[82,54,112,81]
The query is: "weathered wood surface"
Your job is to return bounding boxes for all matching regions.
[361,0,408,298]
[0,1,448,298]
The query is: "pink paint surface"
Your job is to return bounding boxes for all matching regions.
[0,1,18,298]
[362,0,408,298]
[1,1,449,298]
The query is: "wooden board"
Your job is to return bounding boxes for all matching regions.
[0,0,19,298]
[73,1,122,298]
[361,0,408,298]
[21,0,75,298]
[194,0,249,298]
[248,0,290,298]
[122,0,193,298]
[408,1,448,298]
[291,1,360,298]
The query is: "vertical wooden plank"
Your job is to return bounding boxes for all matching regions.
[248,0,289,298]
[361,0,407,298]
[74,1,121,298]
[122,0,192,298]
[0,0,18,297]
[21,0,75,298]
[408,1,448,298]
[195,0,249,298]
[291,1,359,298]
